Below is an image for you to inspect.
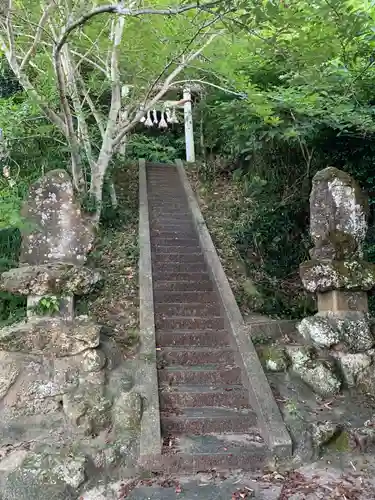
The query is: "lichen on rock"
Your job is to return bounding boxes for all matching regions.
[300,259,375,293]
[332,351,372,387]
[298,312,374,352]
[0,316,101,356]
[0,263,102,296]
[286,346,341,397]
[259,345,290,372]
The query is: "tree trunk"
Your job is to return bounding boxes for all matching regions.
[108,179,118,209]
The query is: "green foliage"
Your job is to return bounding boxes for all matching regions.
[197,0,375,318]
[126,133,185,163]
[32,296,60,316]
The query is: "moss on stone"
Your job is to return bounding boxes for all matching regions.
[259,344,289,372]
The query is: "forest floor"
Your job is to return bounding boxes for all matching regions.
[78,162,140,358]
[186,165,313,320]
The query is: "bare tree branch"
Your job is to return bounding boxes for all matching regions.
[113,32,222,148]
[54,1,224,54]
[20,0,56,71]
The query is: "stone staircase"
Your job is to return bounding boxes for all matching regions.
[143,161,290,473]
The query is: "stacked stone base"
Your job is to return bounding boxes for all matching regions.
[0,316,142,496]
[0,261,142,497]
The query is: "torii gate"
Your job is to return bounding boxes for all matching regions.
[139,85,199,163]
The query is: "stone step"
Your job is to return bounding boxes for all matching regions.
[156,434,267,473]
[150,230,198,241]
[151,224,196,234]
[148,196,187,202]
[150,218,194,227]
[152,245,202,254]
[155,316,225,331]
[159,384,249,409]
[157,347,236,366]
[148,202,189,210]
[152,262,207,274]
[149,209,191,216]
[153,291,218,304]
[160,407,257,435]
[158,365,242,385]
[156,329,231,347]
[152,271,210,282]
[151,237,196,246]
[153,279,213,292]
[154,302,220,317]
[148,191,186,196]
[152,253,204,264]
[127,478,271,499]
[149,213,193,221]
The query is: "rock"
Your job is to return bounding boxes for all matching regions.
[113,391,142,431]
[311,421,340,450]
[62,392,88,425]
[2,469,76,499]
[63,388,112,435]
[300,260,375,293]
[0,450,28,473]
[20,169,94,266]
[52,455,86,489]
[308,167,368,261]
[0,263,102,296]
[357,365,375,396]
[1,452,83,499]
[81,349,106,372]
[287,346,341,397]
[333,351,372,387]
[0,316,100,356]
[298,312,374,352]
[298,315,339,348]
[259,345,289,372]
[0,353,19,399]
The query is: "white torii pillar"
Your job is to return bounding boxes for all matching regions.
[183,87,195,163]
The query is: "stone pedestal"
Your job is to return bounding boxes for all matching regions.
[0,170,141,498]
[317,290,368,313]
[291,167,375,396]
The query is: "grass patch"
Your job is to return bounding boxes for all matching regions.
[186,164,314,319]
[79,163,139,356]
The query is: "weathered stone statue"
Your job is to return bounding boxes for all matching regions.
[290,167,375,396]
[0,170,141,498]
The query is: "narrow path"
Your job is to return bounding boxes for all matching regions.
[146,162,269,473]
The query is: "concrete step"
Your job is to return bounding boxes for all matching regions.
[153,253,204,264]
[155,316,225,331]
[152,262,207,274]
[148,202,189,209]
[128,481,270,500]
[158,365,242,385]
[160,407,257,435]
[153,291,218,304]
[151,237,196,246]
[149,209,190,216]
[152,271,210,281]
[151,224,196,234]
[152,245,202,254]
[154,302,220,317]
[150,219,194,228]
[157,347,236,366]
[159,384,249,409]
[149,213,193,221]
[153,279,213,292]
[155,434,267,473]
[156,329,231,347]
[150,231,198,241]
